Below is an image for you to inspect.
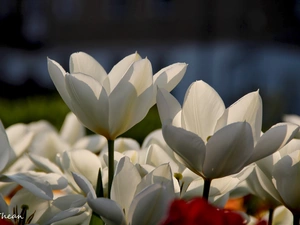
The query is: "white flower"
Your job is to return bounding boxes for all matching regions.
[0,188,86,225]
[156,80,299,180]
[73,157,176,225]
[247,138,300,210]
[272,150,300,213]
[48,52,187,140]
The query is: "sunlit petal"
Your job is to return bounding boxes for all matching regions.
[247,122,299,164]
[69,52,107,84]
[152,62,187,105]
[156,88,182,126]
[145,144,184,173]
[182,81,225,141]
[73,134,107,153]
[273,150,300,211]
[109,58,154,139]
[65,73,110,138]
[216,91,262,142]
[108,52,141,92]
[47,58,73,108]
[60,112,85,146]
[111,157,141,215]
[61,150,101,191]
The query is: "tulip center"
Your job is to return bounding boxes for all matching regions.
[174,172,184,191]
[12,205,35,225]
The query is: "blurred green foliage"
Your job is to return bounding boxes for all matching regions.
[0,95,161,144]
[0,95,70,129]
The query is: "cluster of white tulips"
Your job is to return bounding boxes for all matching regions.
[0,52,300,225]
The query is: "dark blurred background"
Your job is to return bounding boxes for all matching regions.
[1,0,300,131]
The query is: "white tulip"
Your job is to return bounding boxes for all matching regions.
[48,52,187,140]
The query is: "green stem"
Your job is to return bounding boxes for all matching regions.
[95,168,104,198]
[108,139,115,199]
[268,208,274,225]
[89,169,105,225]
[89,212,105,225]
[202,179,211,200]
[293,212,300,225]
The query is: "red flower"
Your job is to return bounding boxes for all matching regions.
[0,219,13,225]
[160,197,246,225]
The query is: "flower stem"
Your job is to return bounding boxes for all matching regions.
[89,212,105,225]
[96,168,104,198]
[293,212,300,225]
[108,139,115,199]
[268,208,274,225]
[202,179,211,200]
[89,169,105,225]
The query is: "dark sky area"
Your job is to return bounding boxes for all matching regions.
[1,0,300,117]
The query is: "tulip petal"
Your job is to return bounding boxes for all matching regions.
[145,144,184,173]
[72,172,96,198]
[279,138,300,157]
[47,58,73,108]
[136,163,173,195]
[61,150,101,191]
[182,81,225,141]
[111,157,141,215]
[0,122,11,172]
[216,91,262,142]
[29,131,70,161]
[283,114,300,125]
[255,152,281,179]
[111,137,140,153]
[162,124,206,176]
[109,58,154,139]
[135,163,155,177]
[141,129,166,149]
[28,120,56,133]
[6,123,34,161]
[69,52,107,85]
[203,122,254,179]
[9,188,50,223]
[128,183,174,225]
[45,207,86,225]
[273,150,300,211]
[247,166,282,206]
[60,112,85,145]
[247,123,299,164]
[213,165,254,196]
[271,206,293,225]
[153,63,187,91]
[156,88,182,126]
[0,194,8,214]
[152,63,187,105]
[108,52,142,92]
[29,153,63,175]
[65,73,110,137]
[73,134,107,153]
[0,172,54,200]
[37,194,87,224]
[87,194,126,225]
[53,194,87,209]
